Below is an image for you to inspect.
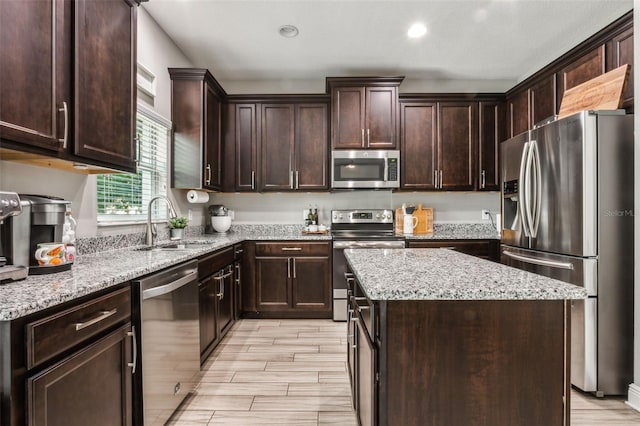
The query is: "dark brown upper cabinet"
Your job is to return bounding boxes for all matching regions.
[400,102,437,190]
[504,12,632,138]
[556,45,606,109]
[260,103,329,191]
[170,68,226,191]
[607,26,634,110]
[222,103,259,192]
[400,98,481,192]
[438,102,477,191]
[529,75,557,127]
[478,102,503,191]
[0,0,138,173]
[507,90,530,138]
[327,77,403,149]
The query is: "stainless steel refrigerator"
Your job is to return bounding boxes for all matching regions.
[500,110,634,396]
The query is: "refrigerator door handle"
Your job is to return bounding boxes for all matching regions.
[524,140,537,238]
[519,142,531,237]
[530,140,542,238]
[503,250,574,270]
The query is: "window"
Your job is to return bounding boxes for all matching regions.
[97,104,171,224]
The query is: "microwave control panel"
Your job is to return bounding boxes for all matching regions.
[387,158,398,180]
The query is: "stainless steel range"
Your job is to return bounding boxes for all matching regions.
[331,209,405,321]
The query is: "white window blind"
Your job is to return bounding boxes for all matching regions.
[97,105,171,223]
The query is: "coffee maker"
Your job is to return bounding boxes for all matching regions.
[0,192,28,281]
[0,193,71,280]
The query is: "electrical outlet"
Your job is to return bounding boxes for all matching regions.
[481,209,490,220]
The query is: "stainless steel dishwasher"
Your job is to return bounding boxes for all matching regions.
[134,260,199,425]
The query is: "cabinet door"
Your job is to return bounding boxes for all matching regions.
[556,46,605,109]
[74,0,136,172]
[400,102,437,190]
[608,27,634,110]
[438,102,476,191]
[0,0,68,152]
[199,277,218,357]
[255,257,291,311]
[357,318,376,426]
[508,90,530,137]
[478,102,501,191]
[27,323,133,426]
[204,84,222,189]
[295,104,329,190]
[217,267,235,336]
[235,104,258,191]
[261,104,295,191]
[292,257,331,311]
[332,87,365,149]
[365,87,397,148]
[530,75,557,126]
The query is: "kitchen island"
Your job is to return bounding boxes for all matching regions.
[344,248,586,426]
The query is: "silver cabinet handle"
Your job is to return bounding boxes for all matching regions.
[217,279,223,299]
[287,257,292,278]
[134,136,140,165]
[502,250,574,270]
[127,326,137,374]
[235,263,241,285]
[235,248,244,255]
[251,170,255,190]
[367,128,370,147]
[74,309,117,331]
[481,170,486,189]
[292,258,296,279]
[361,129,365,147]
[295,170,299,189]
[213,270,234,281]
[58,101,68,149]
[281,247,303,251]
[290,170,294,189]
[439,170,443,189]
[205,164,212,185]
[434,170,438,188]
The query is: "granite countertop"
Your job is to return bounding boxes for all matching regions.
[403,223,500,240]
[345,248,587,301]
[0,228,330,321]
[0,223,497,321]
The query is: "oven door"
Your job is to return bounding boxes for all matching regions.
[331,151,399,189]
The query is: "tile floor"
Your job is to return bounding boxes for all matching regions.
[168,319,640,425]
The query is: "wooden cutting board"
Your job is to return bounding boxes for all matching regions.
[394,205,433,234]
[557,64,630,118]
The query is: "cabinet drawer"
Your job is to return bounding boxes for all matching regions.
[26,286,131,369]
[255,241,331,257]
[199,246,234,277]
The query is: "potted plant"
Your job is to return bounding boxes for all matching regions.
[168,216,188,240]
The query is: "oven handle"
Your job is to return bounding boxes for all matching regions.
[333,240,406,249]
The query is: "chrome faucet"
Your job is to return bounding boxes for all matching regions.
[146,195,178,246]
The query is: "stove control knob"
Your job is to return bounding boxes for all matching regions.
[0,199,9,207]
[375,213,381,219]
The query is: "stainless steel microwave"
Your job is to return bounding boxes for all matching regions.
[331,150,400,189]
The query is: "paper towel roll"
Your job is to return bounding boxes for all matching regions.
[187,190,209,204]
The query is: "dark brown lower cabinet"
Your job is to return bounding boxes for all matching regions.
[0,284,133,426]
[406,239,499,262]
[198,247,235,363]
[348,277,570,426]
[250,241,332,318]
[27,323,133,426]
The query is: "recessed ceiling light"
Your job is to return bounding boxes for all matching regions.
[279,25,299,38]
[408,22,427,38]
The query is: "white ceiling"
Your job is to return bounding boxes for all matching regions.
[143,0,633,93]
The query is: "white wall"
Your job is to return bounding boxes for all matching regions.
[628,0,640,412]
[209,191,500,225]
